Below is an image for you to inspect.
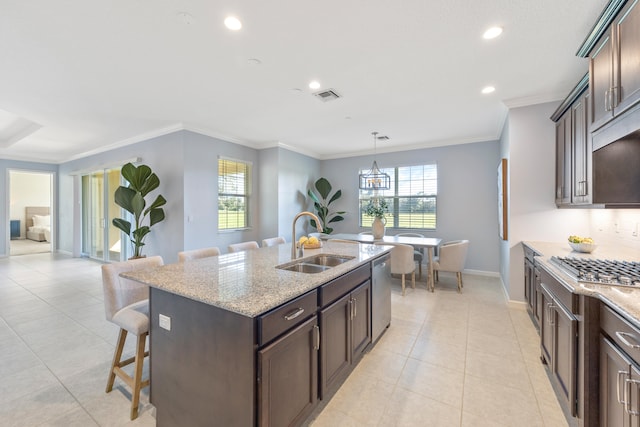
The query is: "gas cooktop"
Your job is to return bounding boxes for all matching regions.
[550,256,640,287]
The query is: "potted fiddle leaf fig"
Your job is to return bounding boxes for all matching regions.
[307,177,345,235]
[112,162,167,259]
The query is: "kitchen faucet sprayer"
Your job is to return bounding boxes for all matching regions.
[291,211,323,259]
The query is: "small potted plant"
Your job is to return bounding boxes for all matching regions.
[364,198,388,239]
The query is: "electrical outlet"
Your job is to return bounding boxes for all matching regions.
[159,314,171,331]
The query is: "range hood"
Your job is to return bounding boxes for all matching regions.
[592,104,640,207]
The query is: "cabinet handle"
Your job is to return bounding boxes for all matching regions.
[283,307,304,321]
[605,88,610,111]
[611,86,619,110]
[616,331,640,349]
[313,325,320,350]
[352,297,357,318]
[547,302,555,326]
[618,370,629,405]
[625,378,640,416]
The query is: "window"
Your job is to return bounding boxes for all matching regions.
[359,164,437,229]
[218,158,251,230]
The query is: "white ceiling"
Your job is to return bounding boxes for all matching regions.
[0,0,608,163]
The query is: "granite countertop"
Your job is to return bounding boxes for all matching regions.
[523,241,640,329]
[123,241,392,318]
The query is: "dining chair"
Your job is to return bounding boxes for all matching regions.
[395,233,425,280]
[432,240,469,292]
[178,247,220,262]
[262,236,286,247]
[228,241,260,253]
[101,255,164,420]
[376,243,415,296]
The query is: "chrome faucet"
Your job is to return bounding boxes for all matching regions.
[291,211,323,259]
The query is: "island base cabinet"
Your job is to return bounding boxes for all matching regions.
[258,316,319,427]
[319,281,371,399]
[149,288,255,427]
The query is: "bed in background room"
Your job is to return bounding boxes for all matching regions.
[26,206,51,242]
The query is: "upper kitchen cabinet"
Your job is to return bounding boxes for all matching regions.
[588,0,640,131]
[551,74,590,207]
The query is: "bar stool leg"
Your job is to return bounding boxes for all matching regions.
[130,332,148,420]
[106,329,127,393]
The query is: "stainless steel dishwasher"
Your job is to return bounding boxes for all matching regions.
[371,252,391,343]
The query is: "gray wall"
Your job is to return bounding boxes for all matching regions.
[276,149,321,241]
[1,160,58,257]
[182,131,260,256]
[58,132,187,263]
[321,140,501,273]
[503,101,589,302]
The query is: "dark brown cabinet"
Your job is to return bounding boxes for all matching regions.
[555,110,572,206]
[552,78,591,207]
[589,0,640,131]
[524,245,540,327]
[319,280,371,398]
[600,303,640,427]
[600,336,640,427]
[539,271,578,416]
[571,91,592,204]
[258,315,319,427]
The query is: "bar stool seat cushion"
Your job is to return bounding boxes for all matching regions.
[112,300,149,335]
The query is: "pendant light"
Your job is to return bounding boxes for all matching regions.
[359,131,390,190]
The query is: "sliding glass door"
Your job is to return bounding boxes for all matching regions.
[81,168,127,261]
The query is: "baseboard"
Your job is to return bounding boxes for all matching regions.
[507,300,528,310]
[463,269,499,277]
[56,249,73,256]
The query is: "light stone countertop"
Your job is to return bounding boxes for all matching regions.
[123,241,392,318]
[523,241,640,329]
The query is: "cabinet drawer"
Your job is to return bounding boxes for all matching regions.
[540,268,577,313]
[319,264,370,307]
[601,304,640,366]
[259,290,317,346]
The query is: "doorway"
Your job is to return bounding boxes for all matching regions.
[8,170,54,256]
[81,168,128,262]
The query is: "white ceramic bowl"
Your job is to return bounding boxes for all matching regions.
[568,241,597,253]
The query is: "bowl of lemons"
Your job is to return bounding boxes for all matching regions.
[568,235,597,253]
[299,236,322,249]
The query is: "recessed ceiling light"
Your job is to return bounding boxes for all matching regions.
[483,26,503,39]
[481,86,496,94]
[224,16,242,31]
[309,81,321,90]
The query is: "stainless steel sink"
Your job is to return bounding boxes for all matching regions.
[278,262,332,274]
[276,254,355,274]
[304,254,355,267]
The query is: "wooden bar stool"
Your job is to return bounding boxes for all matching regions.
[101,255,164,420]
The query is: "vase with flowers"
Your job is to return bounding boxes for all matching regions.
[364,198,388,239]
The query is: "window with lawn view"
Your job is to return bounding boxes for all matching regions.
[218,158,250,230]
[359,164,437,229]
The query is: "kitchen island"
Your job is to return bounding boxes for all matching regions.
[123,240,393,427]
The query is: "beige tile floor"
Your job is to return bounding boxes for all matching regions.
[0,253,573,427]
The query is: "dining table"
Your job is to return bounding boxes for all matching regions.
[325,233,442,292]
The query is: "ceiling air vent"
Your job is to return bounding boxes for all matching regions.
[313,89,341,102]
